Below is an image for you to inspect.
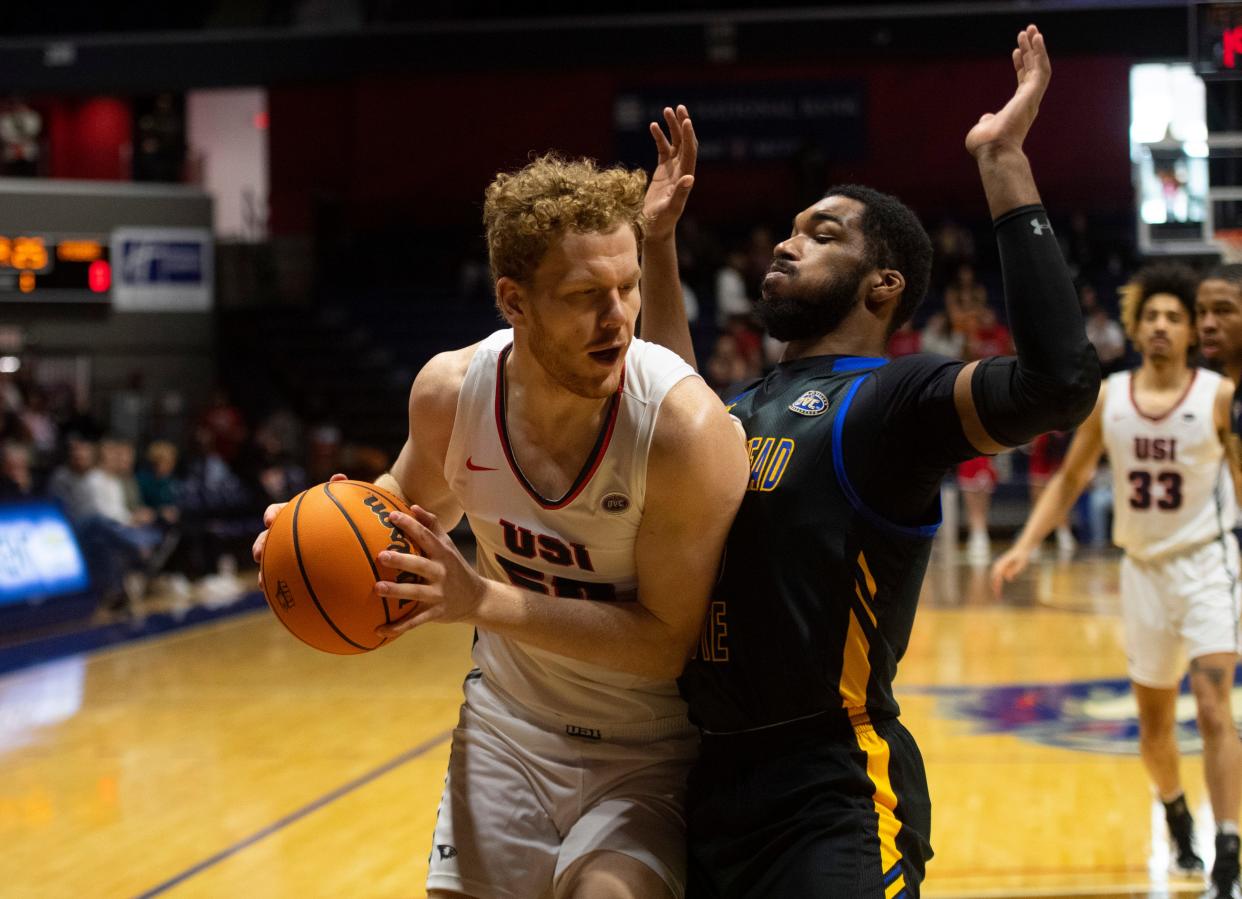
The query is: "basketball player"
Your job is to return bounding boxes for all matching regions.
[1199,263,1242,441]
[255,115,748,898]
[994,263,1242,897]
[643,26,1100,897]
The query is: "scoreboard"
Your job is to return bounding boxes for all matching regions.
[1193,1,1242,79]
[0,233,110,302]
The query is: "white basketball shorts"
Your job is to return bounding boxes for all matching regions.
[1121,537,1241,688]
[425,672,699,899]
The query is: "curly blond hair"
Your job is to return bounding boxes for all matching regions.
[483,153,647,289]
[1117,262,1199,342]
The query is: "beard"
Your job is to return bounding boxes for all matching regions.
[756,256,870,342]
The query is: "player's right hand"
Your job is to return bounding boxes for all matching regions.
[643,104,697,242]
[989,545,1032,596]
[964,24,1050,159]
[251,473,348,580]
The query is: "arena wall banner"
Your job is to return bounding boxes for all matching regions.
[614,81,866,166]
[110,226,214,311]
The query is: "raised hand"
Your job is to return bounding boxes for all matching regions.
[965,25,1051,159]
[373,505,487,638]
[644,105,698,242]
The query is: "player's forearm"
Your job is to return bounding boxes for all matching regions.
[469,579,691,679]
[1014,468,1088,551]
[969,199,1100,447]
[975,144,1040,220]
[374,471,408,502]
[640,236,697,369]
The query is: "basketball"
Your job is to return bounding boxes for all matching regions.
[260,480,420,654]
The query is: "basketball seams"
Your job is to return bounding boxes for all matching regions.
[340,479,418,625]
[323,482,395,631]
[292,488,376,653]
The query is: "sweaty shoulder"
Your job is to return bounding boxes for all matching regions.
[409,344,476,419]
[648,374,750,508]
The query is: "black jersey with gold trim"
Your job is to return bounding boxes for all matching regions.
[681,352,972,734]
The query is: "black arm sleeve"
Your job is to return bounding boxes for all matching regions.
[970,205,1101,446]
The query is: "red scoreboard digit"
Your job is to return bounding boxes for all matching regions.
[1193,1,1242,78]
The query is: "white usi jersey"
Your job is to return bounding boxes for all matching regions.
[1101,368,1236,561]
[444,329,698,728]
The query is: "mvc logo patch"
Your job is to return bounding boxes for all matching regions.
[601,493,630,514]
[789,390,829,416]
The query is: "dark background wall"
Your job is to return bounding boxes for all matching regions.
[269,54,1134,238]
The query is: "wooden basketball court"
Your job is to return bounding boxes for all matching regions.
[0,548,1226,897]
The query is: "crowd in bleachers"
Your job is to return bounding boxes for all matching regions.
[0,372,394,615]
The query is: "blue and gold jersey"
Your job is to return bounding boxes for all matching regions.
[681,352,974,734]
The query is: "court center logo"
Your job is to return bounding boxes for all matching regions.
[910,672,1242,755]
[789,390,829,416]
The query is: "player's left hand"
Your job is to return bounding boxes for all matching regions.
[965,24,1051,159]
[373,506,487,637]
[643,104,697,242]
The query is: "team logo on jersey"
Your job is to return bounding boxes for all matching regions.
[908,671,1242,755]
[601,493,630,514]
[789,390,828,416]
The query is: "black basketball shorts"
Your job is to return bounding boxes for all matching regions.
[686,711,932,899]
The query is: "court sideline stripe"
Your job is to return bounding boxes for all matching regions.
[133,729,453,898]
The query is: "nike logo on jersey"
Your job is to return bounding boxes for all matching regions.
[466,457,497,471]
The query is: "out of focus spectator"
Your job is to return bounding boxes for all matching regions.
[0,97,41,177]
[0,441,34,498]
[47,434,99,519]
[886,320,921,357]
[50,434,162,610]
[306,423,344,486]
[94,437,158,528]
[931,218,976,288]
[705,333,761,399]
[197,387,248,464]
[920,312,964,359]
[137,440,181,525]
[181,424,251,516]
[962,303,1012,361]
[344,446,389,485]
[956,297,1013,565]
[944,262,987,316]
[1081,282,1126,373]
[179,423,254,579]
[246,423,308,506]
[715,248,754,328]
[745,226,776,298]
[1061,210,1098,283]
[19,386,57,463]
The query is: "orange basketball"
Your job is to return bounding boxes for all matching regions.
[260,480,420,654]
